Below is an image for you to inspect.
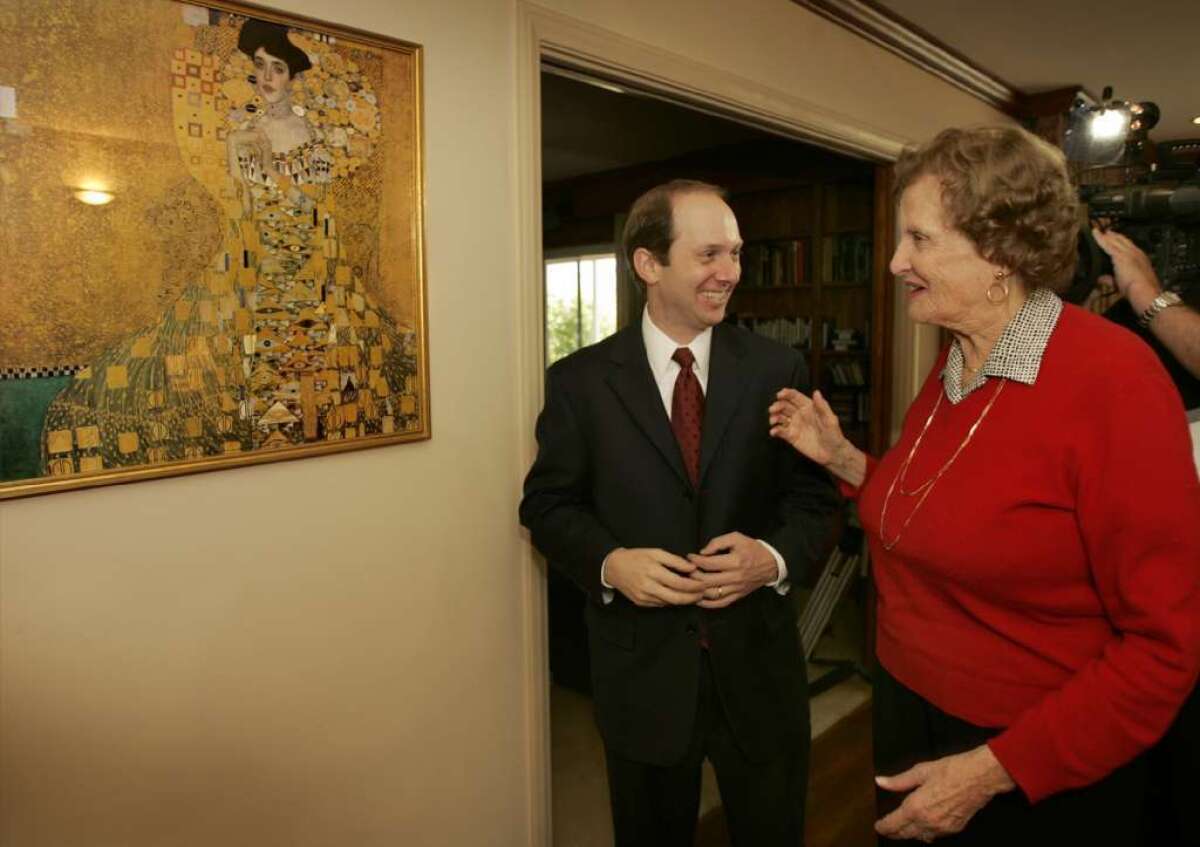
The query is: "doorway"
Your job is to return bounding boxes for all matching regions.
[537,64,886,847]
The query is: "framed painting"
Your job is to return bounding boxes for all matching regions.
[0,0,429,499]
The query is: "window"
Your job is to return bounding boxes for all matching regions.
[544,253,618,366]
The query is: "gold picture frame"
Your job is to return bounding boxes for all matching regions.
[0,0,429,499]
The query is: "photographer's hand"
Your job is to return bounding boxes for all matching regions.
[1092,225,1162,314]
[1092,225,1200,380]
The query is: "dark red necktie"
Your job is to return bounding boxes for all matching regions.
[670,347,704,487]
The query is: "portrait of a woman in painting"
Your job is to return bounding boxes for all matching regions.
[27,12,423,480]
[228,19,317,184]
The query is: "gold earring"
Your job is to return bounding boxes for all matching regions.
[986,281,1010,305]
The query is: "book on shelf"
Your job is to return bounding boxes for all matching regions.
[826,360,866,387]
[854,234,871,282]
[740,239,806,288]
[738,315,811,349]
[824,385,871,430]
[770,247,785,288]
[787,240,806,287]
[820,318,866,352]
[821,232,873,283]
[824,390,859,428]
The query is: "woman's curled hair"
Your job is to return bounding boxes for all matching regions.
[894,126,1080,291]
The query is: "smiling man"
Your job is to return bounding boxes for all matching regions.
[521,180,839,845]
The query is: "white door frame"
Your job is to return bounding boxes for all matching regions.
[513,5,931,841]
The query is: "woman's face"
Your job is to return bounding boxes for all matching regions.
[252,47,291,104]
[890,173,1000,333]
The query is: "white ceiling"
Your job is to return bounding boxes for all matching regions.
[875,0,1200,141]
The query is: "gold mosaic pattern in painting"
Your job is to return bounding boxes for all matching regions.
[41,16,419,475]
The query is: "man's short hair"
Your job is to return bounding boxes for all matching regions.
[621,180,728,285]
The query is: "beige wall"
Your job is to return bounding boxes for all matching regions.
[0,1,1002,844]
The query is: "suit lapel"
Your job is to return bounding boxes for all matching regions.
[604,326,690,486]
[699,324,749,485]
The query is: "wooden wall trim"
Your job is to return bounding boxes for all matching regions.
[515,7,552,845]
[870,164,896,457]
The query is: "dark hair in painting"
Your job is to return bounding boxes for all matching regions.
[237,18,312,76]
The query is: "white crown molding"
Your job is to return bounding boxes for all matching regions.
[791,0,1019,113]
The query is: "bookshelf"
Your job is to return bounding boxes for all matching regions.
[730,174,891,676]
[728,179,883,451]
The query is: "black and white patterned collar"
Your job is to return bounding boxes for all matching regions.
[941,287,1063,404]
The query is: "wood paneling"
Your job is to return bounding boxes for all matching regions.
[697,698,877,847]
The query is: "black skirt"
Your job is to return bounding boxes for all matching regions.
[872,663,1148,846]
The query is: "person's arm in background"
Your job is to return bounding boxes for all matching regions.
[1093,226,1200,378]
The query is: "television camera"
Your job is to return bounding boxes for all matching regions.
[1061,89,1200,305]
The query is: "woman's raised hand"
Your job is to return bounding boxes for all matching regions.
[226,128,275,187]
[769,388,848,468]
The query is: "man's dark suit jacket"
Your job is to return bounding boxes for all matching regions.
[520,321,840,767]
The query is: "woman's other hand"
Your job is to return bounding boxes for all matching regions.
[769,388,843,463]
[227,129,270,175]
[769,388,866,484]
[769,388,867,486]
[874,744,1016,843]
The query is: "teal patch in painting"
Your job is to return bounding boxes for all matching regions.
[0,377,70,483]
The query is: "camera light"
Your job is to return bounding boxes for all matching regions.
[1089,108,1129,141]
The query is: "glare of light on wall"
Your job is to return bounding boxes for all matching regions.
[1193,116,1200,126]
[74,189,115,206]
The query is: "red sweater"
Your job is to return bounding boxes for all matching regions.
[853,304,1200,803]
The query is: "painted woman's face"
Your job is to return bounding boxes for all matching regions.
[252,47,291,104]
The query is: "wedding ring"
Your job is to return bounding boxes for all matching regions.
[716,586,724,598]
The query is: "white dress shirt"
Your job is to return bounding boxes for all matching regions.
[600,309,789,601]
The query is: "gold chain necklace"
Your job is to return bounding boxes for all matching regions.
[879,378,1007,551]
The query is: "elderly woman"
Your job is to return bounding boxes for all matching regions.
[770,126,1200,844]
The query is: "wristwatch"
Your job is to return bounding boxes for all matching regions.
[1138,291,1183,328]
